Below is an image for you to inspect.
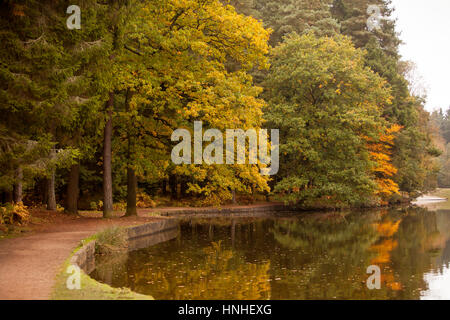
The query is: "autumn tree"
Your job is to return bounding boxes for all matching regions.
[430,108,450,187]
[113,0,271,206]
[331,0,439,196]
[264,33,394,207]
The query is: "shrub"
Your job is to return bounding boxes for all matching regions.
[0,202,30,225]
[136,193,156,208]
[90,200,103,211]
[113,202,126,211]
[95,226,128,254]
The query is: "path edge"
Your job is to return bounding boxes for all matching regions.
[53,219,179,300]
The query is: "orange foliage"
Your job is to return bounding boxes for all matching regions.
[12,5,25,17]
[365,124,403,197]
[383,274,402,291]
[375,220,401,237]
[370,239,398,264]
[369,218,403,291]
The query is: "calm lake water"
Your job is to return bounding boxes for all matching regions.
[90,205,450,300]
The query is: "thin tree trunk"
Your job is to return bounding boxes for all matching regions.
[232,190,236,204]
[169,174,178,200]
[103,92,114,218]
[180,180,187,198]
[161,179,167,195]
[14,167,23,203]
[251,184,255,203]
[66,164,80,214]
[126,167,137,216]
[47,171,56,211]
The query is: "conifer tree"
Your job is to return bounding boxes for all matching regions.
[331,0,439,196]
[231,0,340,45]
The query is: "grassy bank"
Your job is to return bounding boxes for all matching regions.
[51,233,153,300]
[430,188,450,199]
[426,188,450,210]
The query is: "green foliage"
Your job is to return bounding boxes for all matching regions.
[231,0,341,45]
[90,200,103,211]
[0,0,106,194]
[264,33,391,207]
[430,108,450,187]
[330,0,439,195]
[0,0,440,210]
[331,0,400,54]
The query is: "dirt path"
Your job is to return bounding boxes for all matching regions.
[0,211,159,300]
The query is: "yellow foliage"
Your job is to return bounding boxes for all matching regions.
[131,0,271,204]
[136,193,157,208]
[113,202,126,211]
[0,202,30,225]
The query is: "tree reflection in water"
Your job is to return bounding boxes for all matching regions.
[90,207,450,300]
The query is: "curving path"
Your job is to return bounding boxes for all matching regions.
[0,212,159,300]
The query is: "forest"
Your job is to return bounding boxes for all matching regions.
[0,0,448,222]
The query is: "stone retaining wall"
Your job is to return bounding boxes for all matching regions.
[127,219,178,239]
[157,204,293,217]
[70,219,179,273]
[69,205,292,272]
[70,240,96,274]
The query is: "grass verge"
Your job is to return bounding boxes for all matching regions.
[431,188,450,199]
[51,232,153,300]
[427,188,450,210]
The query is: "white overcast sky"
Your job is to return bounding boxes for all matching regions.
[390,0,450,112]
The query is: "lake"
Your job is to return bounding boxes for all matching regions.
[90,204,450,299]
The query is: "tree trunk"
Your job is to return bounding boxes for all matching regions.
[14,167,23,203]
[251,184,255,203]
[47,171,56,211]
[161,179,167,196]
[169,174,178,200]
[103,92,114,218]
[66,164,80,214]
[232,190,237,204]
[126,167,137,216]
[180,179,188,198]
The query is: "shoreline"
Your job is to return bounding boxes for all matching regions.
[1,194,446,300]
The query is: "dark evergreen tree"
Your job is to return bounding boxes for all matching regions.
[231,0,340,46]
[331,0,438,195]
